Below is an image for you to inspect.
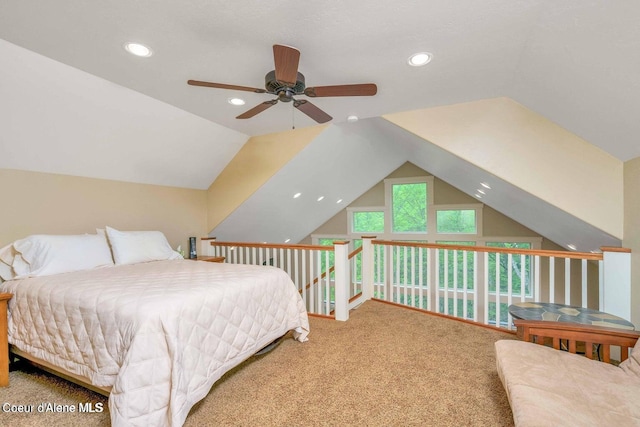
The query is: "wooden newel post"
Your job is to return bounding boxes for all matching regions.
[333,241,350,321]
[361,236,376,301]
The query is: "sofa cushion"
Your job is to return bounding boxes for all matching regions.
[495,340,640,426]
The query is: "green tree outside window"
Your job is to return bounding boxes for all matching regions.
[392,183,427,232]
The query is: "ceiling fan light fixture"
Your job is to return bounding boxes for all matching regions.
[124,42,153,57]
[227,97,246,106]
[408,52,432,67]
[188,44,377,123]
[347,115,359,122]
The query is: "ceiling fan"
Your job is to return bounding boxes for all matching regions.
[188,44,377,124]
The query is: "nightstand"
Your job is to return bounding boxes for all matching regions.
[0,293,11,387]
[189,256,225,263]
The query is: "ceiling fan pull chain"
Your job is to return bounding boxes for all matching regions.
[292,102,295,129]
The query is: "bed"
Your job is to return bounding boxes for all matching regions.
[0,229,310,426]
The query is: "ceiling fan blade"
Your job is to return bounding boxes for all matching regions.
[304,83,377,97]
[273,44,300,86]
[188,80,266,94]
[236,100,278,119]
[293,99,332,123]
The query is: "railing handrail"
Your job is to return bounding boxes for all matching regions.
[210,240,337,252]
[349,246,363,259]
[306,245,363,289]
[371,239,604,261]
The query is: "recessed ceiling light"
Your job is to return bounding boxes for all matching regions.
[228,97,245,106]
[567,244,577,251]
[317,196,324,202]
[477,189,486,195]
[480,182,492,189]
[336,199,343,204]
[474,193,483,199]
[347,115,359,122]
[293,192,301,198]
[284,238,291,243]
[124,42,152,57]
[408,52,432,67]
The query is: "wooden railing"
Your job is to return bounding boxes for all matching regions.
[202,237,632,327]
[201,238,362,320]
[366,238,630,330]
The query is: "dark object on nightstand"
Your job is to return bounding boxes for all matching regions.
[189,237,197,259]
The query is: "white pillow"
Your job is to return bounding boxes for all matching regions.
[105,226,182,265]
[0,244,15,281]
[11,234,114,278]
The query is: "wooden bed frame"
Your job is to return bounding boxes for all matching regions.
[10,345,111,396]
[9,332,287,398]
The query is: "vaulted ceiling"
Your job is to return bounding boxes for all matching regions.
[2,1,638,160]
[1,1,637,250]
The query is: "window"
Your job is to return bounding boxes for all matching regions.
[436,209,477,234]
[387,179,430,233]
[352,210,384,233]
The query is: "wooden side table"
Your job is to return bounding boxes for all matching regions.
[0,293,12,387]
[189,256,225,263]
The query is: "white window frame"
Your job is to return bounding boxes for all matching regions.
[384,176,434,238]
[347,206,386,236]
[478,237,542,250]
[433,203,484,238]
[311,234,353,249]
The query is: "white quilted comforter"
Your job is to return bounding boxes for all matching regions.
[0,260,310,426]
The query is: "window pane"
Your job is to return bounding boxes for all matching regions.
[392,183,427,232]
[436,210,477,234]
[353,211,384,233]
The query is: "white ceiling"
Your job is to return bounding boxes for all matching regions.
[1,1,637,248]
[1,0,639,161]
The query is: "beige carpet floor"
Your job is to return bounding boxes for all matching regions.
[0,300,516,426]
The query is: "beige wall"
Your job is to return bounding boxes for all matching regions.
[302,162,548,243]
[384,97,624,239]
[624,157,640,326]
[0,169,207,251]
[206,124,327,232]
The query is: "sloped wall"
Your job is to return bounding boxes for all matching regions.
[0,39,247,190]
[209,120,410,243]
[206,125,327,232]
[384,97,624,239]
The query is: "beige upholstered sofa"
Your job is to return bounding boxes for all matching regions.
[495,319,640,426]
